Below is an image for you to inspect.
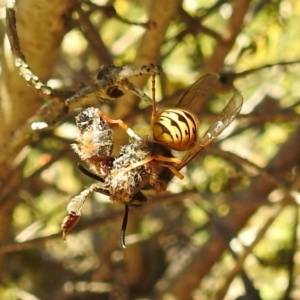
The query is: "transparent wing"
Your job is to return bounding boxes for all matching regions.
[178,90,243,169]
[176,73,220,112]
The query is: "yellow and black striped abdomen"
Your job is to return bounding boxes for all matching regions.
[152,108,197,151]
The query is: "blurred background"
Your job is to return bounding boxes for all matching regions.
[0,0,300,299]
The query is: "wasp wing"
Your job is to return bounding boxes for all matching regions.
[176,73,220,112]
[178,90,243,169]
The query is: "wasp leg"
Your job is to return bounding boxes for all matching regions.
[153,154,181,165]
[98,111,128,130]
[153,161,184,180]
[120,155,184,180]
[98,111,141,141]
[120,203,129,249]
[119,157,154,174]
[151,154,183,179]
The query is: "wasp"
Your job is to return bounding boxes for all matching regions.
[102,72,243,183]
[62,73,243,248]
[150,73,243,169]
[61,108,180,247]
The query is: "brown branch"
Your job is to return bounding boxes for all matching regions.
[0,145,69,210]
[216,165,300,298]
[207,147,294,201]
[112,0,183,120]
[0,191,195,254]
[86,2,156,28]
[204,0,251,73]
[74,6,113,65]
[154,126,300,298]
[215,202,287,300]
[109,0,184,283]
[1,14,163,179]
[1,0,76,145]
[283,203,299,299]
[178,6,222,40]
[219,59,300,89]
[0,0,76,271]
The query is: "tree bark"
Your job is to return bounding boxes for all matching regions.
[0,0,76,271]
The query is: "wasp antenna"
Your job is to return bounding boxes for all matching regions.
[151,71,160,122]
[151,73,156,104]
[120,203,129,249]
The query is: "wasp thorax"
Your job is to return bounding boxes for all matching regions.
[152,108,197,151]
